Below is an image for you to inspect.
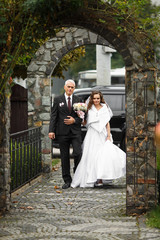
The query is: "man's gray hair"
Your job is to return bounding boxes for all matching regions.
[65,79,75,86]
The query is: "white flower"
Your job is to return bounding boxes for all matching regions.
[73,102,87,119]
[59,102,64,107]
[73,102,87,112]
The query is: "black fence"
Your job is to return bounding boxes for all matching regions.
[10,127,42,192]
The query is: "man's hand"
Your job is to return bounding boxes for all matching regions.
[48,132,55,139]
[64,116,75,125]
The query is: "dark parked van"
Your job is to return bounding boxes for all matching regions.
[52,85,126,153]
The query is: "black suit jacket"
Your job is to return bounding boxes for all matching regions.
[49,94,82,136]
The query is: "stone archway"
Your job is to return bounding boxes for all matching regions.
[27,26,158,215]
[27,27,114,171]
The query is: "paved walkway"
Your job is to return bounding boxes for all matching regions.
[0,161,160,240]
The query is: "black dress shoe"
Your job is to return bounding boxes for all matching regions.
[62,182,71,189]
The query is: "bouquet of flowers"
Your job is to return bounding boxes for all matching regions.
[73,102,87,119]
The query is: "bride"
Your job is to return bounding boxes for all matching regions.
[71,90,126,188]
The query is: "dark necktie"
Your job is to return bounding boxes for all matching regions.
[68,96,71,112]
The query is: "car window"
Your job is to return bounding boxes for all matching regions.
[103,94,123,111]
[75,94,90,103]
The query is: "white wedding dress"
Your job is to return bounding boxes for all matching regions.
[71,104,126,188]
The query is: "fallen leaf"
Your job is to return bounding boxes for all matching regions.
[19,206,26,209]
[132,213,139,216]
[12,201,18,203]
[54,185,59,189]
[56,190,62,193]
[27,206,34,210]
[52,167,58,171]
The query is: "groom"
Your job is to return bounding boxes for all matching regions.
[48,79,82,189]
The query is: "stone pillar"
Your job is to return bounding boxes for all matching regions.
[27,76,52,173]
[126,69,157,215]
[96,45,116,85]
[0,94,11,214]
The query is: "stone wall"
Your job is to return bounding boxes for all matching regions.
[27,76,51,173]
[126,68,157,214]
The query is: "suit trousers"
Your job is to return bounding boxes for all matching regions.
[58,132,82,183]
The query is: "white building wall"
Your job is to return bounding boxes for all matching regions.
[96,45,116,86]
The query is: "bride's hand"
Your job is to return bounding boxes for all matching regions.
[82,119,87,126]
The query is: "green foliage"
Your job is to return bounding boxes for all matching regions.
[23,0,84,14]
[53,46,86,79]
[96,0,160,62]
[146,205,160,229]
[52,158,60,167]
[0,0,86,99]
[0,0,56,99]
[69,45,96,79]
[111,52,124,69]
[104,0,160,43]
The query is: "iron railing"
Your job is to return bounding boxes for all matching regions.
[10,127,42,192]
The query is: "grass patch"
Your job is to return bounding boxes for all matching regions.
[52,158,60,167]
[146,205,160,229]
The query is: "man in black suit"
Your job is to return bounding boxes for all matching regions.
[48,79,82,189]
